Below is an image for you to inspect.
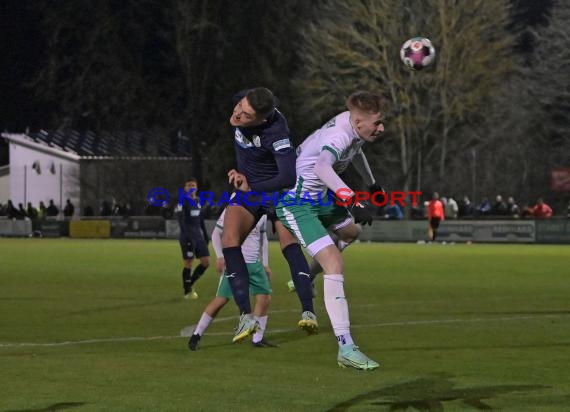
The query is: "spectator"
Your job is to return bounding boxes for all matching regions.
[410,203,424,219]
[38,201,47,219]
[385,203,404,220]
[507,196,520,218]
[445,196,459,219]
[17,203,28,219]
[6,200,18,219]
[46,199,59,217]
[27,202,38,219]
[63,199,75,217]
[83,205,95,216]
[112,201,122,216]
[100,201,112,216]
[492,195,508,216]
[531,198,553,219]
[458,195,474,218]
[123,203,133,217]
[427,192,445,241]
[161,202,174,219]
[476,198,492,217]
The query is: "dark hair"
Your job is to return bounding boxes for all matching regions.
[246,87,276,119]
[346,91,385,114]
[185,177,198,184]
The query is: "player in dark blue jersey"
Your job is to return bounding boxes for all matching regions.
[177,178,210,299]
[222,87,317,343]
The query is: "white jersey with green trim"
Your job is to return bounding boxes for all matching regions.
[293,111,365,199]
[215,210,266,263]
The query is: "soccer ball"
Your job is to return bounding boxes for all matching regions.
[400,37,436,71]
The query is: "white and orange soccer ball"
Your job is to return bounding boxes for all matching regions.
[400,37,436,71]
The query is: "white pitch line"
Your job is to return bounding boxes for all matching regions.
[0,335,181,348]
[1,313,567,348]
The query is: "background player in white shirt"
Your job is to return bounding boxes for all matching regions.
[188,210,276,350]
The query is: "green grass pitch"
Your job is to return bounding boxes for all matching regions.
[1,238,569,411]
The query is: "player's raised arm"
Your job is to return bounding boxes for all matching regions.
[314,149,353,198]
[249,138,297,193]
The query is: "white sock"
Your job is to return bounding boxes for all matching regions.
[193,313,213,336]
[323,274,353,347]
[252,315,268,343]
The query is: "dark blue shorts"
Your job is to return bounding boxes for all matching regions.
[229,190,280,223]
[179,236,210,260]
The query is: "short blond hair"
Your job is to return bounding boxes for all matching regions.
[346,91,385,114]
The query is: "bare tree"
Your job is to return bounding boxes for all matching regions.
[474,1,570,208]
[31,1,317,188]
[292,0,516,198]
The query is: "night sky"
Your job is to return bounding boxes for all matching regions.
[0,0,554,165]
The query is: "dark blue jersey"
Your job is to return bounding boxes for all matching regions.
[232,92,297,193]
[176,199,208,242]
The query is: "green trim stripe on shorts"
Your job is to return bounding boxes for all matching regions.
[281,204,307,246]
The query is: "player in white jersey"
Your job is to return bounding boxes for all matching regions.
[276,91,385,370]
[293,115,376,200]
[188,209,276,350]
[285,103,385,291]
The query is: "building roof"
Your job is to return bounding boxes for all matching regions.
[1,130,192,160]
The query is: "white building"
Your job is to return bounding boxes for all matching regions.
[0,165,9,204]
[2,130,193,216]
[2,133,80,212]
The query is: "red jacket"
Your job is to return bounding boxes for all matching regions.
[532,203,553,218]
[428,200,445,220]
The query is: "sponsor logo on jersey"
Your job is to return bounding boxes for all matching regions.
[272,138,291,151]
[234,129,254,148]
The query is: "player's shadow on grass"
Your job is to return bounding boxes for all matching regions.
[326,374,548,411]
[4,402,86,412]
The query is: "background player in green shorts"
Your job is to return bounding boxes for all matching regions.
[188,210,276,350]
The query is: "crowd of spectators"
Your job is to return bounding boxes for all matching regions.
[0,199,136,220]
[0,199,67,220]
[415,194,562,220]
[1,195,568,220]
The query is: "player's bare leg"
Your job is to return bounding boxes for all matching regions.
[189,296,230,351]
[288,222,361,295]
